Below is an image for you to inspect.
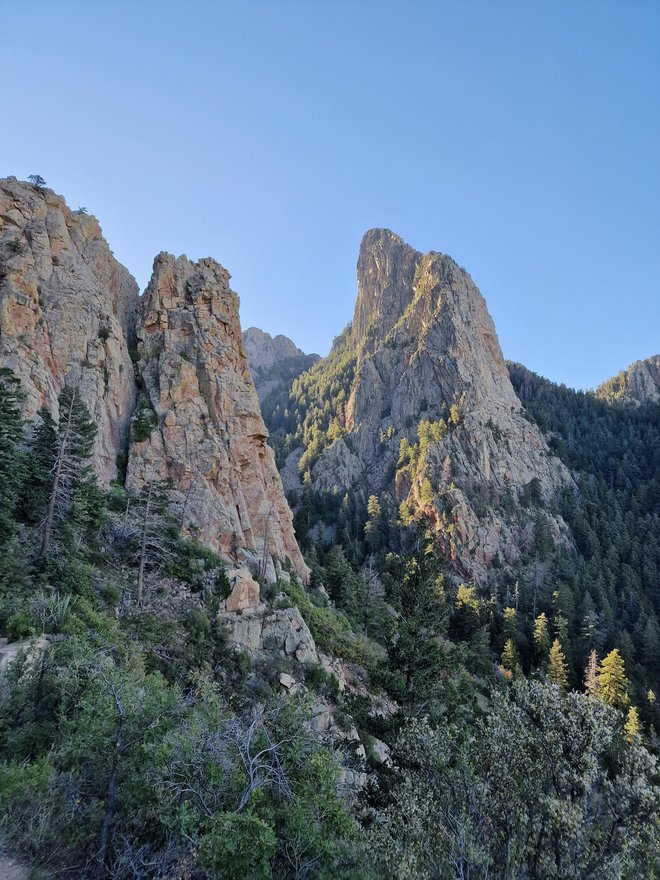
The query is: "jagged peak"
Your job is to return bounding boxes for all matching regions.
[353,228,478,348]
[353,229,421,343]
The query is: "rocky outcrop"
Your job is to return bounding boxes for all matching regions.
[596,356,660,406]
[0,178,307,581]
[223,603,318,664]
[0,177,138,483]
[243,326,320,406]
[243,327,305,378]
[127,253,308,581]
[308,229,572,580]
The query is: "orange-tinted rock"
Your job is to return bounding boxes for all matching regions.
[0,177,139,484]
[127,253,309,582]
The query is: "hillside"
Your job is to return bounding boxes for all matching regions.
[0,181,658,879]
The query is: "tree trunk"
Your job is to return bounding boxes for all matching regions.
[95,728,122,880]
[41,393,74,556]
[137,481,152,607]
[95,763,117,879]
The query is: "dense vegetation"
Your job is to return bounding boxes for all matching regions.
[262,327,358,476]
[1,365,658,878]
[509,364,660,715]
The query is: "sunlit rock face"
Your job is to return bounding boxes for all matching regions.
[310,229,573,581]
[0,177,307,581]
[0,177,138,484]
[596,356,660,406]
[126,253,309,581]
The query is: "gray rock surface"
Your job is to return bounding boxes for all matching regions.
[310,229,573,580]
[124,253,309,581]
[222,604,318,664]
[596,355,660,406]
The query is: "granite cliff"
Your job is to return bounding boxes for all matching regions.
[0,177,138,484]
[127,254,308,580]
[286,229,572,580]
[0,178,306,583]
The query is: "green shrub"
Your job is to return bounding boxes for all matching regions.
[131,396,156,442]
[199,810,276,879]
[6,608,38,641]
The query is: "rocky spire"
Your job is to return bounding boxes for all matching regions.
[127,253,308,581]
[352,229,418,345]
[310,229,572,581]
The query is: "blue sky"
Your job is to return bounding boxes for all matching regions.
[2,0,658,389]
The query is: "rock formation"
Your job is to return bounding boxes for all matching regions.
[596,355,660,406]
[243,326,319,405]
[126,253,308,581]
[0,177,138,483]
[0,178,307,584]
[243,327,305,379]
[305,229,572,580]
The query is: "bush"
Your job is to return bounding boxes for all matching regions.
[6,608,38,641]
[199,810,277,879]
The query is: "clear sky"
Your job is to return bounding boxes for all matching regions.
[2,0,658,390]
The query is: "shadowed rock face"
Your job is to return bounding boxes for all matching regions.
[242,326,320,408]
[0,178,307,580]
[311,229,572,580]
[0,177,139,483]
[243,327,305,378]
[596,356,660,406]
[127,253,309,581]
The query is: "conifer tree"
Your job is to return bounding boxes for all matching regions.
[501,638,519,676]
[122,480,179,607]
[584,650,598,697]
[503,607,517,644]
[17,407,58,525]
[40,387,96,556]
[596,648,629,709]
[533,612,550,665]
[0,368,24,590]
[364,494,385,552]
[623,706,640,742]
[548,639,569,692]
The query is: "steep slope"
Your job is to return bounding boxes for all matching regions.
[127,254,308,580]
[290,229,571,579]
[596,355,660,406]
[0,177,138,483]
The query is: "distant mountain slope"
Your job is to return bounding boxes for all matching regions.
[242,327,319,468]
[596,355,660,406]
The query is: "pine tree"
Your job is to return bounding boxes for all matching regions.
[503,607,517,643]
[40,387,96,556]
[548,639,569,692]
[0,368,24,591]
[584,650,598,697]
[623,706,640,742]
[596,648,629,709]
[533,612,551,665]
[364,494,385,552]
[121,480,179,607]
[17,407,58,525]
[501,638,519,675]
